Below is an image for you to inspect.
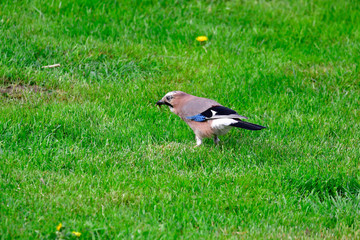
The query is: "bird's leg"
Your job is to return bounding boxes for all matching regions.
[195,135,203,147]
[213,135,220,145]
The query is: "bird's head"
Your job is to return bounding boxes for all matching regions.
[156,91,187,110]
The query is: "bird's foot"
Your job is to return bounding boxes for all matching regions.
[213,136,220,145]
[195,136,202,147]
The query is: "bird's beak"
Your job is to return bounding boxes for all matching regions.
[156,100,165,106]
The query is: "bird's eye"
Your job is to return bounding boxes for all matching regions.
[166,96,172,101]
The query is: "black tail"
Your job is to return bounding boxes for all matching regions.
[230,120,266,131]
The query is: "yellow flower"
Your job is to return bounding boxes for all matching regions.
[56,223,62,231]
[72,231,81,237]
[196,36,208,42]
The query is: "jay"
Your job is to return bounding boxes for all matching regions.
[156,91,266,146]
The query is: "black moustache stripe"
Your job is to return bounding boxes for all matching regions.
[164,102,173,108]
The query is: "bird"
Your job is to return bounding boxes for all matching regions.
[156,91,266,146]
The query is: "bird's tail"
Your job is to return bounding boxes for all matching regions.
[230,120,266,130]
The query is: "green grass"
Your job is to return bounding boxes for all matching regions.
[1,0,360,238]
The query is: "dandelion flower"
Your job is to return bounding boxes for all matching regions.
[56,223,62,231]
[196,36,208,42]
[72,231,81,237]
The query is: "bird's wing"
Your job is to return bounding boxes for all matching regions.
[179,96,220,117]
[186,106,248,122]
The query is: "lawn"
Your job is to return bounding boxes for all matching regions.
[1,0,360,239]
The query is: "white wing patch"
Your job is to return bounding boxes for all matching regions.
[210,110,217,117]
[211,119,237,136]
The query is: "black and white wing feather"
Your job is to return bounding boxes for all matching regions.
[186,106,248,121]
[186,106,266,131]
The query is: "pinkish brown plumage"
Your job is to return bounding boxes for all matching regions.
[156,91,266,146]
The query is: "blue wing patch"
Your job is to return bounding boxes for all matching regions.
[186,114,206,122]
